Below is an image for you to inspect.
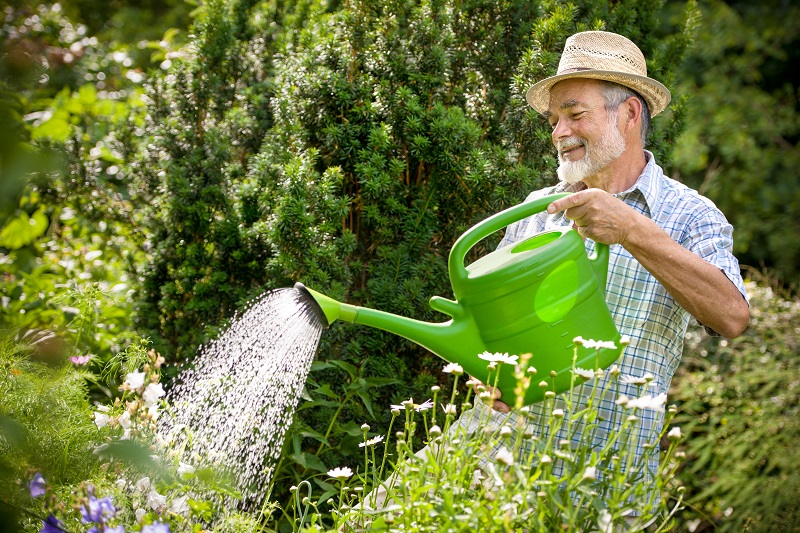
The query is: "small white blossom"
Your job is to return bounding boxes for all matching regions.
[615,394,630,406]
[626,393,667,412]
[478,352,519,366]
[124,371,146,390]
[142,383,165,407]
[135,508,146,522]
[146,489,167,511]
[620,374,648,386]
[327,466,353,480]
[527,366,537,375]
[540,454,552,465]
[582,466,597,481]
[415,399,434,412]
[428,425,442,437]
[94,411,109,429]
[597,509,613,533]
[135,477,151,492]
[620,334,631,345]
[359,435,385,448]
[177,462,195,477]
[667,427,683,441]
[552,408,565,418]
[499,426,513,437]
[442,362,464,375]
[495,446,514,466]
[118,410,132,430]
[581,339,617,350]
[442,403,458,416]
[573,367,595,380]
[170,494,190,515]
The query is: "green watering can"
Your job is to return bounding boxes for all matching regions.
[297,193,623,405]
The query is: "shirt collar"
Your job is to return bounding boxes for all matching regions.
[615,150,662,217]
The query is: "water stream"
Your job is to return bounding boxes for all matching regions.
[159,286,325,508]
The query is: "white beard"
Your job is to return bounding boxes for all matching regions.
[557,112,626,185]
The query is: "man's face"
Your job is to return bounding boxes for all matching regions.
[544,79,626,185]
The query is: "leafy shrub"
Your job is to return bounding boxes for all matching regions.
[670,278,800,531]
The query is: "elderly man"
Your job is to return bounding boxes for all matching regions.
[360,30,749,527]
[466,29,749,524]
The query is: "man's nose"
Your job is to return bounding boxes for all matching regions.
[551,119,571,143]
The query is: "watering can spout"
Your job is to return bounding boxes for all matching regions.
[295,282,480,368]
[294,282,358,328]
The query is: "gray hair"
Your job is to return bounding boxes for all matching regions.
[599,81,651,146]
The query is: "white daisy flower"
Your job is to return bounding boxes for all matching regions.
[327,466,353,480]
[478,352,519,365]
[442,362,464,375]
[573,367,595,380]
[495,446,515,466]
[626,393,667,412]
[358,435,385,448]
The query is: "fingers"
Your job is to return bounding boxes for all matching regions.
[492,399,511,414]
[547,191,588,214]
[470,377,511,414]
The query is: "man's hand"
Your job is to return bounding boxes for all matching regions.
[547,189,640,245]
[471,379,510,413]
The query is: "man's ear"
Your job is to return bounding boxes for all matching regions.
[622,96,643,138]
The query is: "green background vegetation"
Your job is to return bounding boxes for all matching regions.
[1,0,798,530]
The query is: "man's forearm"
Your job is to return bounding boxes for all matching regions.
[623,213,749,338]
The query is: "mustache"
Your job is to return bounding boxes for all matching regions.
[557,137,586,152]
[556,137,586,157]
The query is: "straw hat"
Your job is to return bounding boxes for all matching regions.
[526,31,671,116]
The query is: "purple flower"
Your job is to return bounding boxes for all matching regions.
[142,522,170,533]
[40,515,65,533]
[81,494,116,523]
[29,473,46,498]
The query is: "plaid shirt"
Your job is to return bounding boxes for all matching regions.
[453,151,747,483]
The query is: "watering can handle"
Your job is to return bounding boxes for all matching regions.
[449,192,610,287]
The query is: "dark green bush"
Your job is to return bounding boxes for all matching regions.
[671,277,800,531]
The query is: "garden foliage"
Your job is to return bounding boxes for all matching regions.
[672,0,800,289]
[670,279,800,531]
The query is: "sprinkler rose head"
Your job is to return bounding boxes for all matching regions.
[294,282,332,328]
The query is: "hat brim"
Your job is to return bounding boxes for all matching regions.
[526,70,671,117]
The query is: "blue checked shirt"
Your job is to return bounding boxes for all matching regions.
[453,151,747,485]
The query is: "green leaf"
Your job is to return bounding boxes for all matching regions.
[291,451,328,473]
[0,209,49,249]
[328,359,358,379]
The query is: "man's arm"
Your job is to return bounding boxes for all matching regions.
[548,190,750,338]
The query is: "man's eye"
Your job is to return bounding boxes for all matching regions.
[572,112,584,120]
